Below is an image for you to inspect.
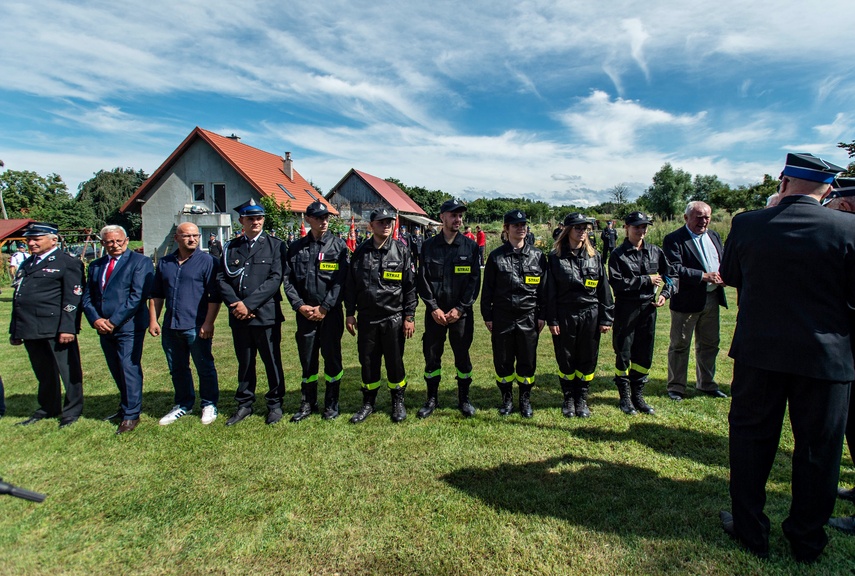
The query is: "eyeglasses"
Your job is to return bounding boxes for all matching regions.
[178,234,201,239]
[102,238,127,246]
[571,225,590,232]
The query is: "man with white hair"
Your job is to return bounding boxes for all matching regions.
[662,201,728,401]
[9,222,85,428]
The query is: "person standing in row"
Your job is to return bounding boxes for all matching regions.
[476,225,486,267]
[9,222,85,428]
[481,210,547,418]
[9,243,28,277]
[719,153,854,563]
[82,225,154,434]
[283,201,349,422]
[149,222,221,426]
[662,201,728,402]
[208,232,223,259]
[546,213,613,418]
[345,208,417,423]
[607,212,675,416]
[417,199,481,419]
[600,220,617,262]
[217,200,287,426]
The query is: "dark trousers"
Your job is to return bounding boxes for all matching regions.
[728,362,850,558]
[847,384,855,465]
[491,312,539,381]
[0,375,5,416]
[295,307,344,382]
[423,312,474,382]
[231,323,285,410]
[357,315,406,388]
[162,327,219,410]
[100,331,145,420]
[552,306,600,380]
[612,300,657,381]
[24,337,84,419]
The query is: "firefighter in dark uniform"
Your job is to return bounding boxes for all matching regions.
[417,199,481,418]
[481,210,547,417]
[547,213,613,418]
[608,211,675,416]
[600,220,618,262]
[283,201,348,422]
[9,222,85,428]
[410,226,423,270]
[217,199,287,426]
[345,208,417,423]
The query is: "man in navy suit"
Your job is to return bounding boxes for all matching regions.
[719,153,854,562]
[662,201,728,401]
[82,225,154,434]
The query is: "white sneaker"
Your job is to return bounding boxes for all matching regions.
[159,405,189,426]
[201,405,218,425]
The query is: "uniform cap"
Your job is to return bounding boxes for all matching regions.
[827,177,855,199]
[370,207,395,222]
[233,198,265,216]
[563,212,591,227]
[305,201,330,218]
[781,153,846,184]
[625,211,653,226]
[440,199,467,213]
[504,210,527,225]
[23,222,58,237]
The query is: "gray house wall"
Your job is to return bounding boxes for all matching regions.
[140,139,259,257]
[327,174,392,223]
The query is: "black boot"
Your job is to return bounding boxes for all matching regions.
[457,378,476,417]
[560,378,575,418]
[390,385,407,423]
[630,380,655,415]
[350,388,378,424]
[573,381,591,418]
[616,378,637,415]
[417,378,440,419]
[322,380,340,420]
[291,380,319,422]
[519,383,534,418]
[497,381,514,416]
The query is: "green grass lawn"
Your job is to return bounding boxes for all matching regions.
[1,286,853,575]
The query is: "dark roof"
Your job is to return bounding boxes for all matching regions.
[327,169,427,216]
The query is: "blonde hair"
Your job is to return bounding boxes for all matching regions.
[553,225,595,258]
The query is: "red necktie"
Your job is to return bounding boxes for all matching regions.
[104,257,117,286]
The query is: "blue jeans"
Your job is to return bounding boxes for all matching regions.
[162,327,219,410]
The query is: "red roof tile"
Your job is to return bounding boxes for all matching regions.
[121,127,337,215]
[329,169,427,216]
[0,218,34,241]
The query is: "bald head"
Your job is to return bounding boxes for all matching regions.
[174,222,201,254]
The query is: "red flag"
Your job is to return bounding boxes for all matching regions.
[393,214,399,240]
[349,216,355,236]
[300,218,307,237]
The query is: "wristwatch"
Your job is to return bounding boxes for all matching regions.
[405,316,415,322]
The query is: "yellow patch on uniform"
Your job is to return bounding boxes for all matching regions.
[383,271,402,281]
[454,266,471,274]
[584,279,599,288]
[319,262,339,271]
[524,276,541,285]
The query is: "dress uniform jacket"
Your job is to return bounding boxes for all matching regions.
[418,232,480,315]
[662,226,727,314]
[10,250,84,339]
[345,238,417,322]
[283,231,348,311]
[481,243,547,323]
[217,232,285,327]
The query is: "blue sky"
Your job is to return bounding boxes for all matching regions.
[1,0,853,206]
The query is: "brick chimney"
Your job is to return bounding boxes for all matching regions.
[284,151,293,181]
[226,133,241,142]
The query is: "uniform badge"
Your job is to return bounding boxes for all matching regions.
[234,259,241,265]
[73,285,83,295]
[48,255,56,261]
[44,268,60,273]
[63,305,77,312]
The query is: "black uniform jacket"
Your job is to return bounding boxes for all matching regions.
[345,237,417,323]
[417,232,480,314]
[608,239,676,303]
[10,250,84,339]
[662,226,727,314]
[721,195,855,381]
[601,228,617,250]
[283,231,348,311]
[481,242,547,322]
[545,246,614,327]
[217,232,285,327]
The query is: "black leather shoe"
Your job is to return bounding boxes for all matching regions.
[702,389,728,398]
[668,391,684,401]
[226,406,253,426]
[720,510,769,559]
[265,409,283,425]
[16,416,44,426]
[102,411,122,422]
[828,515,855,535]
[59,417,79,429]
[838,486,855,502]
[116,419,139,434]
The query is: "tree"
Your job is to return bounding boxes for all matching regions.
[260,196,295,237]
[639,163,693,219]
[691,174,730,204]
[609,184,631,209]
[838,140,855,175]
[0,169,95,229]
[77,168,148,238]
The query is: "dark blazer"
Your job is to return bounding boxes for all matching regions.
[82,250,154,333]
[720,195,855,381]
[217,232,285,327]
[663,226,727,314]
[10,250,84,339]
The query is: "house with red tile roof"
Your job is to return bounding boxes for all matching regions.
[121,127,336,257]
[326,169,439,233]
